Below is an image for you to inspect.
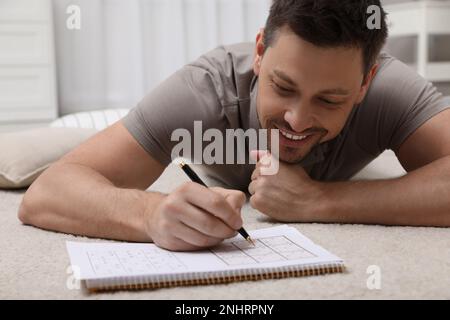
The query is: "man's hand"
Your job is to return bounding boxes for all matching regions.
[248,150,325,222]
[146,182,245,251]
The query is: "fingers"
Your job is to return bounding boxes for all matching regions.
[251,150,275,178]
[248,178,262,196]
[180,182,243,230]
[177,202,238,239]
[250,150,269,162]
[151,203,234,251]
[226,191,246,213]
[158,236,203,252]
[173,220,224,248]
[248,179,255,195]
[251,166,260,180]
[211,187,246,212]
[152,182,246,251]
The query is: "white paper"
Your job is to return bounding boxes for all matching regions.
[66,225,343,280]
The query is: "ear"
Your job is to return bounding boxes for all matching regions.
[355,64,378,104]
[253,28,265,76]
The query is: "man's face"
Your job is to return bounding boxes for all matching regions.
[253,27,374,163]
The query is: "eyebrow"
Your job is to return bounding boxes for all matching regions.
[273,69,296,87]
[318,88,350,96]
[272,68,351,96]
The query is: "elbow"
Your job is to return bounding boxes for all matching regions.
[18,163,61,226]
[18,173,50,226]
[18,186,39,225]
[18,200,30,225]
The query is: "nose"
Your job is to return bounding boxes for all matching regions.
[283,100,313,133]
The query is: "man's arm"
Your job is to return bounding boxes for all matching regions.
[249,109,450,227]
[19,121,245,250]
[321,108,450,227]
[18,121,166,242]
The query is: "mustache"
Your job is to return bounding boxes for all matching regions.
[271,122,328,136]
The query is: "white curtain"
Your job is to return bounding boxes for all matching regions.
[52,0,271,115]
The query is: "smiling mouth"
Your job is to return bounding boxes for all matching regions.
[279,129,310,141]
[273,125,314,142]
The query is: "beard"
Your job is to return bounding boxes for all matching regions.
[266,120,328,164]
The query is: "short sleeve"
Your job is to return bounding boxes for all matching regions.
[122,65,227,166]
[354,55,450,155]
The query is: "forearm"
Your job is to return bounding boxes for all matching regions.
[18,163,165,242]
[319,156,450,227]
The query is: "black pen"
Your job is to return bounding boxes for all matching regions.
[178,161,255,246]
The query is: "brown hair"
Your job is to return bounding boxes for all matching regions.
[264,0,388,76]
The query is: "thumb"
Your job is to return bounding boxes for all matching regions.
[250,150,270,162]
[227,190,246,212]
[251,150,274,168]
[210,187,246,213]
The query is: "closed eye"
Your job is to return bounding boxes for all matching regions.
[271,80,295,95]
[319,98,341,105]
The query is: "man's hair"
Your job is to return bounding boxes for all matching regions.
[263,0,388,77]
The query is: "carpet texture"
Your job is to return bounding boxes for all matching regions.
[1,151,449,299]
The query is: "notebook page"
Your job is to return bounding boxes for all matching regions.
[66,225,343,280]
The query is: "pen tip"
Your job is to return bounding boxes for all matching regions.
[179,160,186,167]
[247,237,256,246]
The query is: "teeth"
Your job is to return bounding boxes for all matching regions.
[280,129,307,141]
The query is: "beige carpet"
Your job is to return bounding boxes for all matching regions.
[1,151,449,299]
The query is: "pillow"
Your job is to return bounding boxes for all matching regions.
[50,108,130,130]
[351,150,406,180]
[0,127,97,189]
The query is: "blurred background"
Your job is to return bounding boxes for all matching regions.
[0,0,449,132]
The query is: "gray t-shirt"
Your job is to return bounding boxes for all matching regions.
[122,42,449,191]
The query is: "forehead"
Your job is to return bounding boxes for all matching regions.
[264,30,365,90]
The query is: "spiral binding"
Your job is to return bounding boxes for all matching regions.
[87,262,345,293]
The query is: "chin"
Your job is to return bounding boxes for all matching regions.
[278,147,307,164]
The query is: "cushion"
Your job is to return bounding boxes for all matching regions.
[351,150,406,180]
[0,127,97,189]
[50,109,130,130]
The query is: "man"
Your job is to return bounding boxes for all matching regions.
[19,0,450,251]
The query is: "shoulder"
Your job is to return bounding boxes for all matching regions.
[353,52,448,153]
[363,52,444,112]
[188,42,256,105]
[190,42,255,74]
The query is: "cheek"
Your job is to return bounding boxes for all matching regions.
[318,107,354,140]
[257,87,285,121]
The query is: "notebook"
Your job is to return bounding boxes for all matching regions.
[66,225,345,292]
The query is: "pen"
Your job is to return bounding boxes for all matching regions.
[178,161,255,246]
